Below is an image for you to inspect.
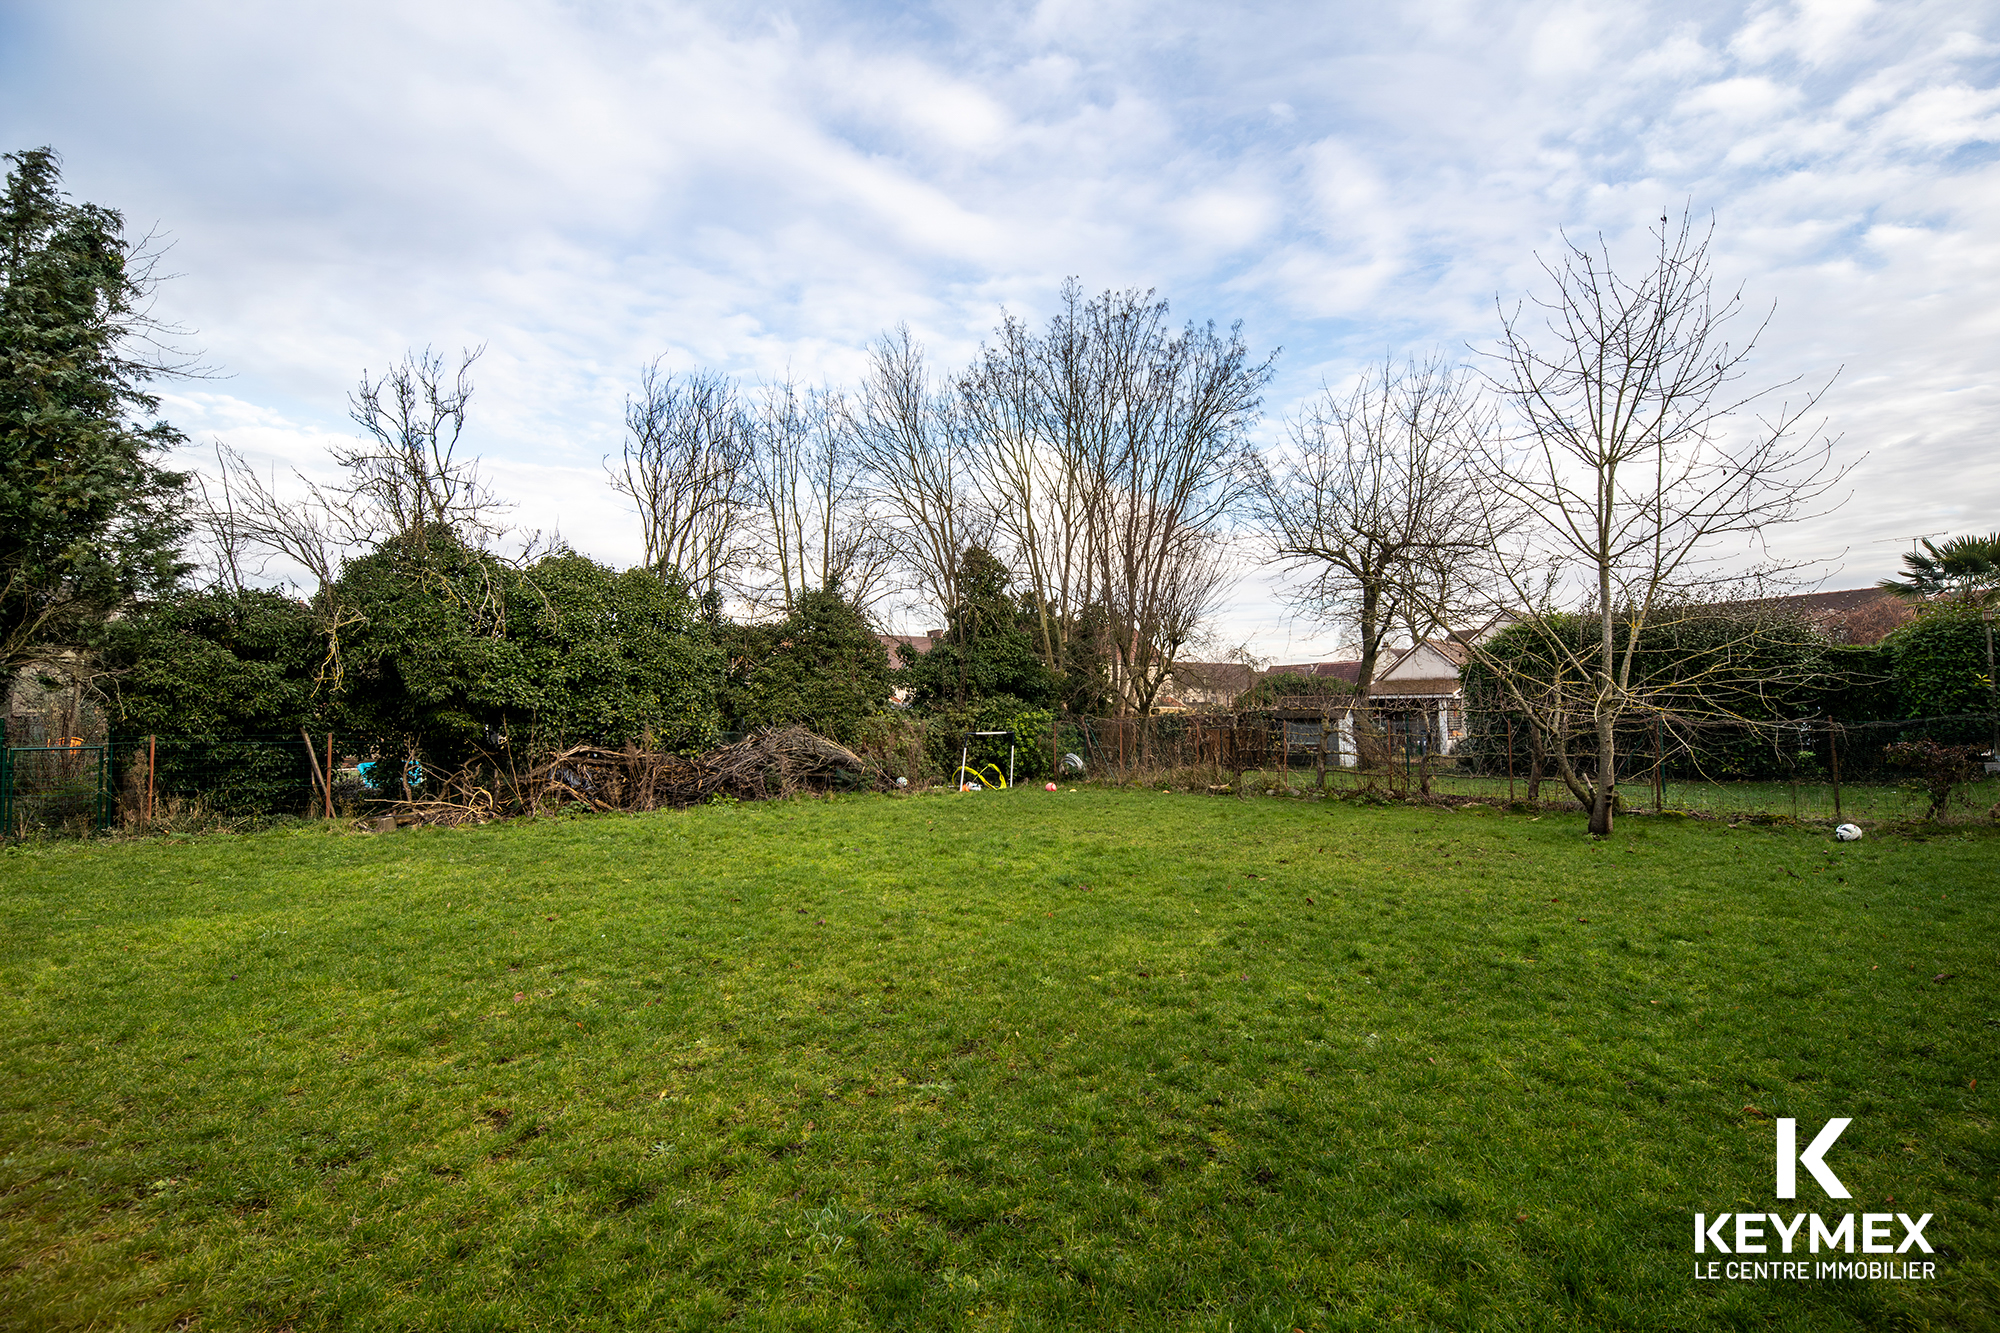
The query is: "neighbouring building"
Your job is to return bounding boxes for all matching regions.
[1713,588,1915,645]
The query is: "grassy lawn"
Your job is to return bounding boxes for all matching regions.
[0,791,1993,1331]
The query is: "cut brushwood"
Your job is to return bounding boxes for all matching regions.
[380,727,870,827]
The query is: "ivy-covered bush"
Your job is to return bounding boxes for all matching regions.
[330,536,527,771]
[720,589,891,747]
[98,587,326,815]
[103,586,324,735]
[335,538,723,769]
[503,553,723,753]
[102,540,725,810]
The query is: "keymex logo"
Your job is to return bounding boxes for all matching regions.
[1691,1117,1938,1283]
[1775,1116,1849,1199]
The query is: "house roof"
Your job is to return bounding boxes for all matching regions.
[1169,661,1260,695]
[878,633,940,659]
[1739,587,1904,616]
[1383,638,1469,673]
[1267,660,1363,683]
[1680,587,1915,645]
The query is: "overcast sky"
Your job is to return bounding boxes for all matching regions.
[4,0,1996,658]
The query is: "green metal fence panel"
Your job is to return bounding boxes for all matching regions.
[2,745,111,839]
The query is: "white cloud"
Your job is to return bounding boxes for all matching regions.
[2,0,1996,649]
[1679,75,1804,120]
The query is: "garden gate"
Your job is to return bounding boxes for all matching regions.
[0,741,112,839]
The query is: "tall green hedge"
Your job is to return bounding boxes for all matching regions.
[1459,610,1835,781]
[1457,602,1998,781]
[332,538,724,771]
[1886,603,1992,743]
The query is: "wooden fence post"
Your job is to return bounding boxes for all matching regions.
[301,728,329,817]
[1654,715,1664,814]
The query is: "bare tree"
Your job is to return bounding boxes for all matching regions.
[193,346,507,597]
[846,326,990,629]
[1247,354,1494,762]
[1096,307,1270,713]
[1469,211,1847,835]
[197,441,367,594]
[184,441,254,595]
[741,377,893,616]
[961,288,1102,678]
[606,360,751,600]
[961,282,1274,712]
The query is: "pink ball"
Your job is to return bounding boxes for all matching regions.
[1045,782,1057,791]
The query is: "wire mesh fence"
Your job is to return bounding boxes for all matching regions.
[2,706,1994,838]
[1044,708,2000,825]
[0,731,372,838]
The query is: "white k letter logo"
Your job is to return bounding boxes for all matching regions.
[1776,1118,1852,1199]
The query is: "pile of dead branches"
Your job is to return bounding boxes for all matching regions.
[529,726,869,813]
[378,726,871,826]
[374,763,505,829]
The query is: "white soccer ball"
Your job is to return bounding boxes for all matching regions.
[895,776,908,788]
[1835,823,1863,842]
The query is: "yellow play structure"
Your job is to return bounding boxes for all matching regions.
[956,730,1016,791]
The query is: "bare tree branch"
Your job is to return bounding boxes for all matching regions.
[961,281,1274,712]
[847,326,990,628]
[340,346,508,551]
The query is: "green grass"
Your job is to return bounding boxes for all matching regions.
[0,791,1993,1331]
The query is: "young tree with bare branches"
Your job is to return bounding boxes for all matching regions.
[197,346,507,598]
[340,346,506,552]
[1469,211,1847,835]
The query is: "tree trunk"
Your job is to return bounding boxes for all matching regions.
[1589,709,1616,835]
